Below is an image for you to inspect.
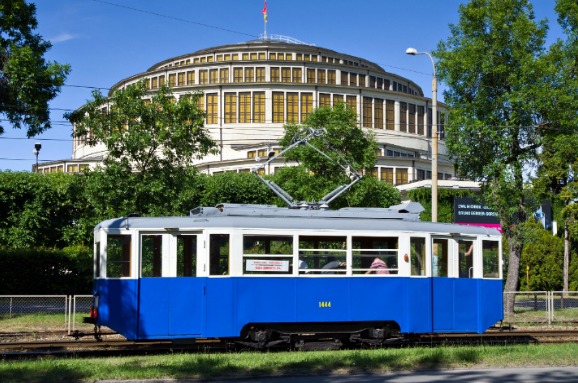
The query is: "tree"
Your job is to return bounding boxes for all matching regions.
[66,81,218,217]
[0,0,70,137]
[0,171,91,248]
[274,103,399,208]
[532,0,578,293]
[521,219,564,291]
[434,0,550,314]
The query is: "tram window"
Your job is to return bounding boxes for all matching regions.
[298,236,346,274]
[432,239,448,277]
[243,235,293,255]
[482,240,500,278]
[141,235,163,277]
[352,236,398,275]
[177,235,197,277]
[95,241,101,278]
[242,235,293,275]
[210,234,229,275]
[410,237,426,276]
[107,235,131,278]
[458,239,474,278]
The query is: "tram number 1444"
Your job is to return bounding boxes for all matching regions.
[319,301,332,308]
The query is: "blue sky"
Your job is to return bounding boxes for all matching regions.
[0,0,563,171]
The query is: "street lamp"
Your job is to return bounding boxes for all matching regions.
[33,142,42,173]
[406,47,438,222]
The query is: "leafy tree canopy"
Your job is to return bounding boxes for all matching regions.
[67,81,217,173]
[276,103,386,207]
[0,0,70,137]
[434,0,551,312]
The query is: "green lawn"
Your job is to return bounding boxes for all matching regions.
[1,344,577,383]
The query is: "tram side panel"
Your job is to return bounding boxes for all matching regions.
[95,278,139,340]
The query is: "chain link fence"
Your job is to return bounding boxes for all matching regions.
[0,295,94,334]
[503,291,550,324]
[0,295,69,332]
[551,291,578,324]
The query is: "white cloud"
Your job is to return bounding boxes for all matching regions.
[50,33,77,43]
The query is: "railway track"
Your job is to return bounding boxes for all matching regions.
[2,328,578,358]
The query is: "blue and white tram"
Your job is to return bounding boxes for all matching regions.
[87,202,503,345]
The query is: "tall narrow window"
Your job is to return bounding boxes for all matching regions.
[106,235,131,278]
[206,93,218,124]
[386,100,395,130]
[272,92,284,123]
[396,168,408,185]
[374,98,384,129]
[245,67,254,83]
[287,92,299,123]
[177,72,185,86]
[432,239,449,277]
[482,241,500,278]
[141,235,162,277]
[319,93,331,107]
[346,95,356,111]
[292,68,302,83]
[301,93,313,123]
[333,94,344,106]
[209,234,229,276]
[199,70,208,85]
[209,69,218,84]
[327,70,336,84]
[458,239,474,278]
[239,92,251,123]
[271,67,280,82]
[341,71,348,86]
[168,74,176,87]
[410,237,426,276]
[363,97,372,128]
[224,93,237,124]
[187,71,195,85]
[318,70,326,84]
[253,92,265,123]
[220,68,229,83]
[399,102,407,133]
[307,68,316,84]
[381,167,393,184]
[233,67,243,83]
[417,105,425,135]
[256,67,265,82]
[282,67,291,82]
[177,235,197,277]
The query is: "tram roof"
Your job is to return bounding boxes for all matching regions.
[95,203,501,237]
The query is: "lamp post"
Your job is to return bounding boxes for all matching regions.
[406,47,438,222]
[33,142,42,173]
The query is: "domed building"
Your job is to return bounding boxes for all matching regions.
[44,37,459,188]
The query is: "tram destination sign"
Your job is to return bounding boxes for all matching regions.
[454,197,500,227]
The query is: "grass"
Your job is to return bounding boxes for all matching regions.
[1,344,577,383]
[0,313,68,332]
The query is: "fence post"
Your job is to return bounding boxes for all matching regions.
[67,296,72,335]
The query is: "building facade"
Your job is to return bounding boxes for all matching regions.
[42,37,454,187]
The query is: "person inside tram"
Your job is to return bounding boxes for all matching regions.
[365,257,389,274]
[321,257,346,273]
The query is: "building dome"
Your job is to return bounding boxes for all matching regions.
[61,37,452,186]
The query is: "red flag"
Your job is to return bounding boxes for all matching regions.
[261,1,268,22]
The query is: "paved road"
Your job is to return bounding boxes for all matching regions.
[97,367,578,383]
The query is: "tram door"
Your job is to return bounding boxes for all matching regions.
[137,233,204,338]
[431,237,477,332]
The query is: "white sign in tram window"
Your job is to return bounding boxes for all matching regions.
[246,259,290,272]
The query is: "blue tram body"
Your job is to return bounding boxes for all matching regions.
[89,203,503,344]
